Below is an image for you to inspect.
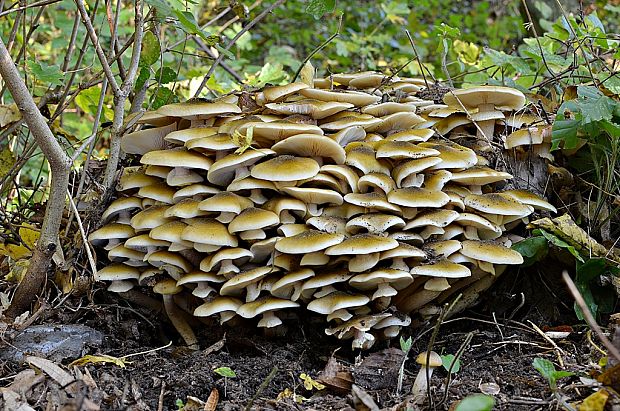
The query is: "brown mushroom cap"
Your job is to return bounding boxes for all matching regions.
[140,148,213,171]
[275,230,344,254]
[325,234,398,256]
[461,240,524,264]
[443,86,526,111]
[251,155,320,182]
[271,134,346,164]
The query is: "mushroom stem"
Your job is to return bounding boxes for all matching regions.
[411,366,434,403]
[162,295,199,349]
[218,260,240,276]
[474,103,495,151]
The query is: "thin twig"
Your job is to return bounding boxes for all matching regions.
[244,366,278,411]
[66,189,97,276]
[194,0,286,97]
[292,13,343,82]
[404,29,433,88]
[562,270,620,362]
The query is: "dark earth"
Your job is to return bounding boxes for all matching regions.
[2,255,617,411]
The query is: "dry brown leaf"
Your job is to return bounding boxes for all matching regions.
[26,356,75,389]
[317,355,353,394]
[204,388,219,411]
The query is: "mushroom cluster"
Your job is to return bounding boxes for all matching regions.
[89,72,555,349]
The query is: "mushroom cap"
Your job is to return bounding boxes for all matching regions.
[157,101,241,119]
[386,129,435,143]
[370,112,426,134]
[165,126,218,145]
[410,259,471,278]
[388,188,450,208]
[325,234,398,255]
[346,213,405,234]
[172,184,220,202]
[150,221,190,245]
[415,351,442,367]
[177,271,225,286]
[147,251,192,274]
[345,145,390,175]
[500,189,557,213]
[405,209,460,229]
[194,296,243,317]
[300,88,381,106]
[95,264,140,281]
[392,157,442,187]
[121,123,176,155]
[124,234,169,251]
[281,187,343,206]
[164,199,208,219]
[362,102,418,117]
[306,216,347,234]
[306,291,370,314]
[201,247,253,271]
[228,207,279,233]
[207,149,275,186]
[185,133,239,152]
[137,183,176,204]
[357,173,395,194]
[181,218,238,247]
[271,268,315,298]
[375,141,440,161]
[271,134,346,164]
[118,167,160,191]
[275,230,344,254]
[88,223,135,246]
[140,148,213,171]
[464,193,533,216]
[455,213,502,233]
[130,206,173,232]
[344,192,402,213]
[380,242,427,260]
[251,155,320,182]
[262,82,310,102]
[443,86,526,111]
[152,278,183,294]
[424,240,462,258]
[419,142,478,170]
[198,192,253,213]
[166,168,203,187]
[219,266,273,296]
[234,121,323,143]
[450,167,513,185]
[461,240,524,264]
[349,268,413,291]
[237,297,300,318]
[102,196,143,223]
[265,99,353,119]
[424,277,451,292]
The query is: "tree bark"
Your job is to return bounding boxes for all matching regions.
[0,36,72,319]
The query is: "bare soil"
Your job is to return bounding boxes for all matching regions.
[0,263,614,410]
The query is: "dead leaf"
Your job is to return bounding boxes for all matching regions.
[351,384,379,411]
[353,348,404,390]
[204,388,219,411]
[578,389,609,411]
[300,61,315,87]
[19,225,40,250]
[0,146,16,180]
[317,355,353,394]
[70,354,131,368]
[26,356,75,388]
[0,104,20,127]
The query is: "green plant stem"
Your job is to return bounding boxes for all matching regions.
[292,13,343,82]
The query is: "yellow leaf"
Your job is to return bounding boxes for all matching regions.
[0,104,20,127]
[54,268,74,294]
[70,354,131,368]
[0,146,15,180]
[5,259,30,282]
[0,243,31,260]
[453,40,480,65]
[19,225,40,250]
[300,61,315,87]
[276,388,306,404]
[578,390,609,411]
[232,126,255,155]
[300,373,325,391]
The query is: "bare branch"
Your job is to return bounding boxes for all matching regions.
[0,36,72,318]
[193,0,286,97]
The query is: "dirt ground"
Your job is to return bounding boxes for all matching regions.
[2,260,616,411]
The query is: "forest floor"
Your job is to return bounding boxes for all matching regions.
[2,264,616,410]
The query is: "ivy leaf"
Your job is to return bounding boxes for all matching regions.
[27,61,65,87]
[154,66,177,84]
[306,0,336,19]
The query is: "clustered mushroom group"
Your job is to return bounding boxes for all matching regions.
[89,71,556,349]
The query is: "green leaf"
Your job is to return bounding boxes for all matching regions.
[305,0,336,19]
[441,354,461,373]
[551,119,580,150]
[512,236,548,267]
[455,394,495,411]
[399,336,412,353]
[532,357,557,382]
[538,229,583,262]
[214,366,236,378]
[174,10,209,41]
[135,66,151,91]
[140,31,161,67]
[155,66,177,84]
[27,61,65,87]
[149,87,177,110]
[215,44,235,59]
[75,86,111,119]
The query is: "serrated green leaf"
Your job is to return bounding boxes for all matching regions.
[455,394,495,411]
[305,0,336,19]
[214,366,236,378]
[155,66,177,84]
[551,119,580,150]
[27,61,64,87]
[140,31,161,67]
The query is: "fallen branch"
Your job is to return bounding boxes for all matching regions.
[0,36,72,319]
